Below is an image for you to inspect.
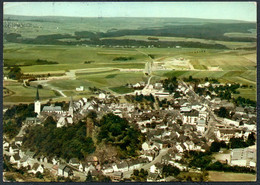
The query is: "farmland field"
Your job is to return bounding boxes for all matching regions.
[3,16,257,105]
[207,171,256,182]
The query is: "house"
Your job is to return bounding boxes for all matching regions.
[176,143,185,153]
[150,162,164,174]
[3,141,9,150]
[51,165,59,176]
[224,118,240,127]
[58,164,67,176]
[69,158,80,167]
[235,107,245,115]
[154,83,163,89]
[117,161,129,172]
[128,159,142,171]
[161,154,172,164]
[110,171,123,181]
[85,163,96,173]
[99,93,106,99]
[133,83,141,88]
[25,117,41,125]
[15,137,23,146]
[230,146,256,168]
[18,149,25,158]
[78,162,88,172]
[141,151,155,162]
[17,156,29,168]
[9,143,19,155]
[215,129,243,142]
[102,163,114,174]
[31,163,44,174]
[38,155,45,163]
[113,109,122,118]
[57,115,73,127]
[52,156,59,165]
[25,150,36,160]
[10,153,21,164]
[42,104,62,114]
[196,119,206,133]
[76,86,84,91]
[182,110,199,125]
[64,166,73,178]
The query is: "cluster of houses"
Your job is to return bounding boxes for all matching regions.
[3,79,257,182]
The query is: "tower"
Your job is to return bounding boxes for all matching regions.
[86,117,94,138]
[34,87,41,115]
[68,96,74,117]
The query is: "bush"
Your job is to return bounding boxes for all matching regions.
[36,171,44,179]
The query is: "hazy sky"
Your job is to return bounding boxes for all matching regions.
[4,2,257,22]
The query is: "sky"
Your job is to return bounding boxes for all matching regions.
[3,2,257,22]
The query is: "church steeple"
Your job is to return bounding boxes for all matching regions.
[69,96,73,108]
[68,96,74,117]
[34,86,41,115]
[36,86,40,100]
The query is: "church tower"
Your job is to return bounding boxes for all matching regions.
[34,87,41,115]
[68,96,74,117]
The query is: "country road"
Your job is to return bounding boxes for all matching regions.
[123,148,169,178]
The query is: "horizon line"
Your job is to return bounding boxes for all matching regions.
[3,14,256,23]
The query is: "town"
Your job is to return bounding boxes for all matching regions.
[3,76,256,182]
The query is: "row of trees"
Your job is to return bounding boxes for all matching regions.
[206,161,256,174]
[182,150,255,174]
[210,133,256,152]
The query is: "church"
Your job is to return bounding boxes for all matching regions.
[33,87,75,127]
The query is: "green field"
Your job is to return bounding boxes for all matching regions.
[4,81,59,103]
[3,44,256,104]
[3,16,257,104]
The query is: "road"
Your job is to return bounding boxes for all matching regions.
[180,80,221,139]
[123,148,169,178]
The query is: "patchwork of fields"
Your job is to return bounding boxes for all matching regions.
[3,42,256,105]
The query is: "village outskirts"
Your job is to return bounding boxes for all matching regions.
[3,76,257,182]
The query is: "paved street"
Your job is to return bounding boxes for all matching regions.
[123,148,169,178]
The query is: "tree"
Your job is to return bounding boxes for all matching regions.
[246,132,256,146]
[162,164,180,177]
[43,116,56,127]
[217,107,229,118]
[210,141,221,153]
[37,85,43,89]
[176,119,183,126]
[229,137,248,149]
[36,171,43,179]
[8,66,22,80]
[86,171,92,182]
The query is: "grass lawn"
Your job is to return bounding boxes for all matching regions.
[110,86,135,94]
[3,81,59,104]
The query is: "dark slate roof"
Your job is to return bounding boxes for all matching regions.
[64,166,72,173]
[13,153,21,161]
[58,164,67,170]
[148,173,159,180]
[32,163,41,170]
[117,161,128,169]
[183,110,199,117]
[70,158,79,164]
[25,150,36,158]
